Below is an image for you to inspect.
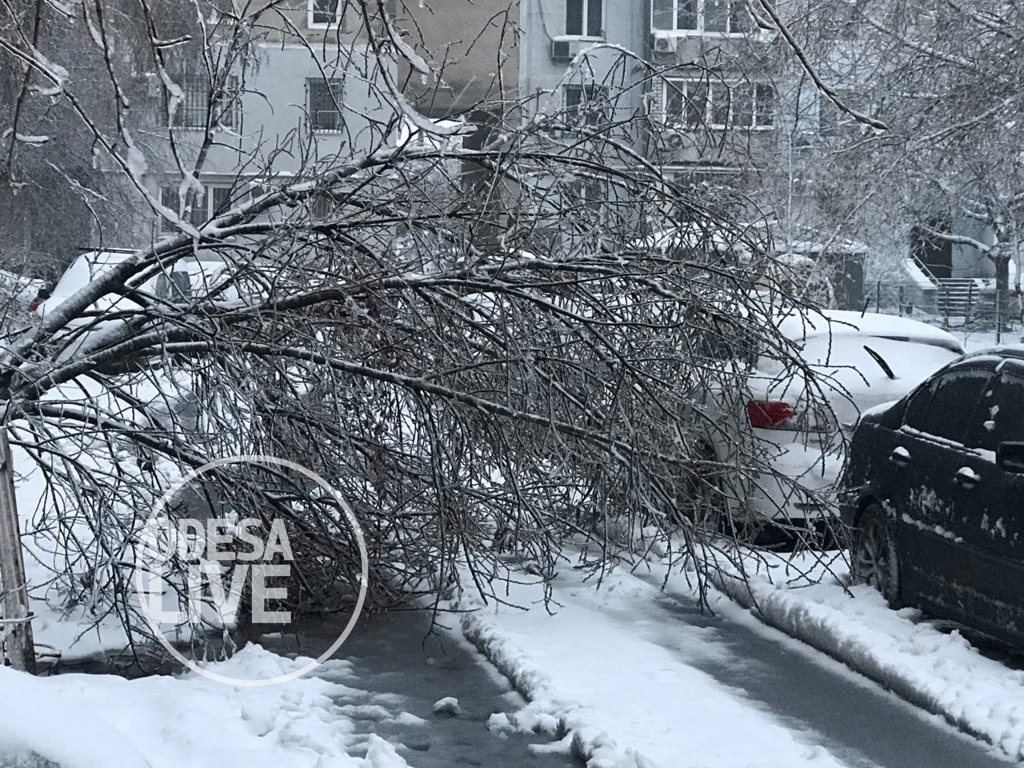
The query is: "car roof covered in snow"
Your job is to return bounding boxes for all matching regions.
[38,249,230,316]
[961,344,1024,363]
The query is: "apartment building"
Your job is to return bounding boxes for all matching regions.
[516,0,866,308]
[125,1,392,247]
[521,1,780,176]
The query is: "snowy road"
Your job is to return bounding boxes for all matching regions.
[644,589,1015,768]
[461,545,1024,767]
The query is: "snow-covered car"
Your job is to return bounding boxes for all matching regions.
[35,249,235,373]
[0,269,48,312]
[709,309,965,544]
[37,249,230,317]
[841,345,1024,645]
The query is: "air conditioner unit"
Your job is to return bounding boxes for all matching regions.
[551,37,586,62]
[652,32,678,54]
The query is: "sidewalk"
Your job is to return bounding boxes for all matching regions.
[5,541,1023,767]
[458,544,1024,766]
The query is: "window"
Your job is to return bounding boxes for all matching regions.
[566,0,602,37]
[564,84,610,126]
[307,78,344,132]
[652,0,748,34]
[966,369,1024,451]
[170,71,240,131]
[160,184,234,233]
[309,0,342,28]
[665,80,775,129]
[903,365,993,443]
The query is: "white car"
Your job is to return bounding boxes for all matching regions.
[37,249,230,317]
[36,249,236,372]
[707,309,965,544]
[0,269,48,312]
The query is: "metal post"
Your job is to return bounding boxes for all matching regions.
[0,427,35,672]
[997,288,1002,345]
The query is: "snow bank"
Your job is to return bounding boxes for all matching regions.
[709,554,1024,760]
[461,538,1024,766]
[457,562,854,768]
[0,645,412,768]
[459,592,650,768]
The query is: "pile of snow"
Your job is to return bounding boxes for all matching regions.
[710,551,1024,760]
[0,646,414,768]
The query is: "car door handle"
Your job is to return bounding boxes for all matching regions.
[889,446,910,466]
[954,466,981,488]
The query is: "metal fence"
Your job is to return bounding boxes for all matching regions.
[865,280,1018,336]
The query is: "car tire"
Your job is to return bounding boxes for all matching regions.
[851,502,902,607]
[667,440,724,532]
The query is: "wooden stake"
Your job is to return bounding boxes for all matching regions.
[0,427,35,672]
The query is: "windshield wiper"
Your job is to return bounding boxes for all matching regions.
[863,344,896,380]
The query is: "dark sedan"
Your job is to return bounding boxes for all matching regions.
[840,345,1024,644]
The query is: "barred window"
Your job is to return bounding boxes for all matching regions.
[171,71,240,130]
[310,0,341,27]
[308,78,344,132]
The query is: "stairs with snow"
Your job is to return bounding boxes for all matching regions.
[935,278,991,319]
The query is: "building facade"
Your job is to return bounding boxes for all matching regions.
[513,0,869,306]
[54,1,393,253]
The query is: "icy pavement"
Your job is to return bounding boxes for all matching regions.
[711,550,1024,761]
[457,544,1023,767]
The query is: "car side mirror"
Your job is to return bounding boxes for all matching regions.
[997,441,1024,473]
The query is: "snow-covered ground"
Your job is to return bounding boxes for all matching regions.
[0,648,414,768]
[3,320,1024,768]
[6,535,1024,768]
[459,542,1024,767]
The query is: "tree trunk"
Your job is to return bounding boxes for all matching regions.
[0,427,35,673]
[994,252,1012,331]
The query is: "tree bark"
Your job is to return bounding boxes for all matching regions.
[0,426,35,673]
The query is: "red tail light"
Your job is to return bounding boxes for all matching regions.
[747,401,796,429]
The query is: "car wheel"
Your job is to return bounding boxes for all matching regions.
[851,502,902,607]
